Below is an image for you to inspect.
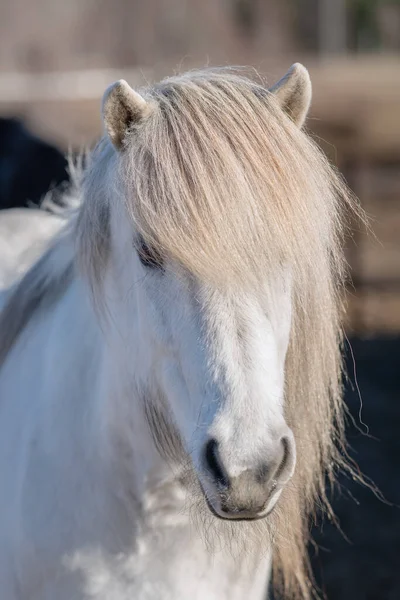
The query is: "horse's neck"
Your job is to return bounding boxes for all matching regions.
[2,275,271,599]
[32,273,174,495]
[100,358,175,499]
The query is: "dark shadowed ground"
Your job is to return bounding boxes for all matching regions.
[310,336,400,600]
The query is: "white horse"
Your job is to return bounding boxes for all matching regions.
[0,64,358,600]
[0,207,64,290]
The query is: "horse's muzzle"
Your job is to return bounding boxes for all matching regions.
[200,433,296,520]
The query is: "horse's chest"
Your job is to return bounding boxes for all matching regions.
[3,447,270,600]
[61,523,269,600]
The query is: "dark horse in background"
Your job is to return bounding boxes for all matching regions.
[0,116,398,600]
[0,117,69,210]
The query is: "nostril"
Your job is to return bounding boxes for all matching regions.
[203,439,229,487]
[275,434,296,483]
[256,436,296,487]
[256,462,270,484]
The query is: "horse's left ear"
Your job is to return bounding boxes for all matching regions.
[269,63,312,128]
[102,80,150,149]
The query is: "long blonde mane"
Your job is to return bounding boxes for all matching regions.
[78,67,360,598]
[0,68,361,599]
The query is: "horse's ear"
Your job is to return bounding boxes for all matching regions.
[102,80,149,149]
[269,63,311,128]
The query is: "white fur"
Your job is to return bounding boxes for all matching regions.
[0,208,64,290]
[0,195,293,599]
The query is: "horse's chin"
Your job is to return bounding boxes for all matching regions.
[204,495,270,522]
[199,481,281,523]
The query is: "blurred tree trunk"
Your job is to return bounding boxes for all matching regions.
[318,0,348,54]
[377,2,400,51]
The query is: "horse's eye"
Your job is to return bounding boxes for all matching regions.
[137,239,163,270]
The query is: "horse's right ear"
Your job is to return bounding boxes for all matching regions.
[269,63,312,128]
[102,80,149,149]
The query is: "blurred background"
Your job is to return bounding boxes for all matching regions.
[0,1,399,598]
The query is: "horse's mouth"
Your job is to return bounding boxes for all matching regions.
[204,495,270,521]
[200,483,274,522]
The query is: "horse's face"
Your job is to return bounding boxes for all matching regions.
[100,65,312,520]
[109,207,295,521]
